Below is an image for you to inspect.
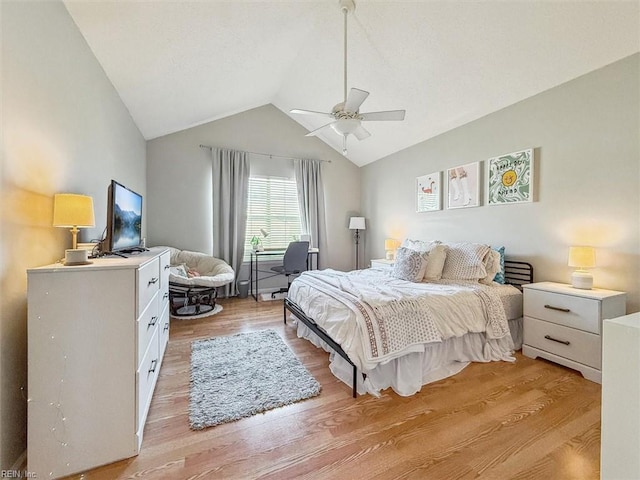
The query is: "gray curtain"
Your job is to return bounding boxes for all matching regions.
[212,147,249,296]
[294,159,327,269]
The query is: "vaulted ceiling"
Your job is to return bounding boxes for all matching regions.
[64,0,639,166]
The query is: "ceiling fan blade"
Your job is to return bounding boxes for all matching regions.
[344,88,370,112]
[353,124,371,141]
[305,122,336,137]
[291,109,334,119]
[360,110,406,121]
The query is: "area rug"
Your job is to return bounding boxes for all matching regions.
[259,292,287,302]
[189,329,321,430]
[171,304,223,320]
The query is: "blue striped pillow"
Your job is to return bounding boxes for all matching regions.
[493,246,506,284]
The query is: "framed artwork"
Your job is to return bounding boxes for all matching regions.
[447,162,480,209]
[487,148,534,205]
[416,171,441,212]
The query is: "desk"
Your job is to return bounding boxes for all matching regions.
[250,248,319,301]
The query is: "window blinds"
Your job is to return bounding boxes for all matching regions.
[245,175,302,254]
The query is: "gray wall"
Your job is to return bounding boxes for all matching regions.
[146,104,362,278]
[1,1,146,468]
[362,54,640,313]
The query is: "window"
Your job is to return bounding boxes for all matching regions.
[244,175,302,256]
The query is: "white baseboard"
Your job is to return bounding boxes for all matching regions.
[259,292,287,301]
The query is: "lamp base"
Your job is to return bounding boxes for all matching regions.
[571,270,593,289]
[64,249,91,266]
[385,250,394,261]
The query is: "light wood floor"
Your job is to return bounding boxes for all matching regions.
[69,297,602,480]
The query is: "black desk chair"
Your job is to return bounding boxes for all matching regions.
[270,241,310,298]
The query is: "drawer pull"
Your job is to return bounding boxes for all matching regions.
[148,316,158,328]
[148,359,158,374]
[148,277,159,286]
[544,304,571,313]
[544,334,570,346]
[164,264,170,270]
[163,323,169,332]
[163,292,169,300]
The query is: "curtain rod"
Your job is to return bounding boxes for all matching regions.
[199,144,331,163]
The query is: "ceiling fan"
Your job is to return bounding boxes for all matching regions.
[291,0,406,155]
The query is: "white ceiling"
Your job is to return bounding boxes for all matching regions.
[64,0,639,167]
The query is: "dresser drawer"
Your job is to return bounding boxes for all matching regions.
[160,250,171,292]
[137,292,160,366]
[524,317,601,369]
[525,288,600,334]
[138,258,160,315]
[137,328,160,429]
[159,301,170,359]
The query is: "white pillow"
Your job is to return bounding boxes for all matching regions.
[170,264,188,277]
[480,249,502,285]
[423,244,448,281]
[392,247,428,282]
[401,238,440,253]
[441,242,490,280]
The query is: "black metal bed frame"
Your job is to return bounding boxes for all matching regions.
[283,260,533,398]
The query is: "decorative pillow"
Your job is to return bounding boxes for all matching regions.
[170,264,188,278]
[441,242,490,280]
[480,249,502,285]
[492,246,506,284]
[423,244,448,281]
[401,238,441,253]
[392,247,428,282]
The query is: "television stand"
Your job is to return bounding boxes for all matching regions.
[99,250,129,259]
[120,246,150,254]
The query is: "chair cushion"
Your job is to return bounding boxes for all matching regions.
[164,247,235,287]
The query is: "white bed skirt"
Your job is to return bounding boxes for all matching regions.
[295,317,523,397]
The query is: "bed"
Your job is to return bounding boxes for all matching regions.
[283,241,533,397]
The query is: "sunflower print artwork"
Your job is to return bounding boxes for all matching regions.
[488,149,533,204]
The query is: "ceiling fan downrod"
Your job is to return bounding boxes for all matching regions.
[340,0,355,105]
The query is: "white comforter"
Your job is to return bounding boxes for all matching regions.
[289,268,514,373]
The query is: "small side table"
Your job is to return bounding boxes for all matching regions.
[370,258,394,272]
[522,281,626,383]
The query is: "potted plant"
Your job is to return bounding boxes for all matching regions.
[250,236,263,251]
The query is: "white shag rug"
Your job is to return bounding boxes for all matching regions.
[189,329,321,430]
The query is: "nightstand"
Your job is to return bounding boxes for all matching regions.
[522,281,626,383]
[370,258,394,272]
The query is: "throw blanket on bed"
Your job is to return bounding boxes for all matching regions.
[294,269,510,366]
[296,270,441,362]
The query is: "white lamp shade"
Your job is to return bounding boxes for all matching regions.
[349,216,366,230]
[53,194,95,228]
[568,246,596,268]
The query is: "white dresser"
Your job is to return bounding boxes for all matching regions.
[522,282,626,383]
[27,247,171,479]
[601,312,640,479]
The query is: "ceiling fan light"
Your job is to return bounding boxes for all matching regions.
[331,118,360,135]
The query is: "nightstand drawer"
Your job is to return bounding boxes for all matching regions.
[525,288,600,334]
[524,317,601,369]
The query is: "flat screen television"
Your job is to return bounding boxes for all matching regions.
[106,180,143,253]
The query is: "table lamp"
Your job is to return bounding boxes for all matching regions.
[53,193,95,265]
[385,238,399,260]
[349,216,366,269]
[568,246,596,289]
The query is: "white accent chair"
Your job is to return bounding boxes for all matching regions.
[166,247,235,316]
